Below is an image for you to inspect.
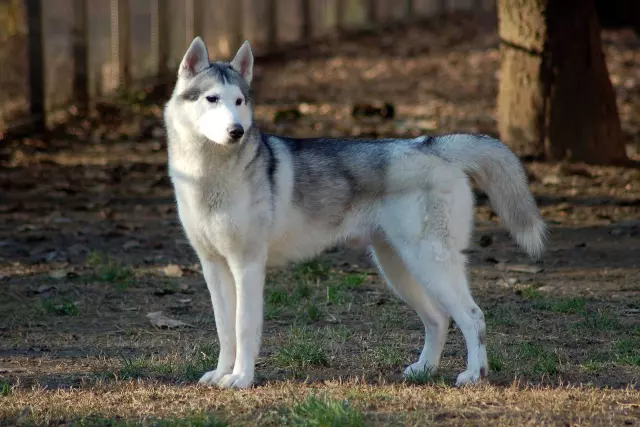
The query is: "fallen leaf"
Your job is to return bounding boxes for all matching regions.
[49,270,69,279]
[496,263,544,274]
[163,264,183,277]
[36,284,57,294]
[146,311,192,329]
[123,240,141,250]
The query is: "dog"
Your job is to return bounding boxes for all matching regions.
[163,37,546,389]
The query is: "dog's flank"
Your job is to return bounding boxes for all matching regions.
[164,37,547,390]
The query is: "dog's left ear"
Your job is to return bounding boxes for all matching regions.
[230,41,254,85]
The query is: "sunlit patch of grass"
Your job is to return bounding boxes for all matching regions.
[288,394,363,427]
[404,369,447,386]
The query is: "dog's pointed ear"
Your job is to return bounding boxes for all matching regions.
[179,37,209,78]
[230,40,254,85]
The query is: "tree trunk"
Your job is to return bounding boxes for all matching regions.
[497,0,627,164]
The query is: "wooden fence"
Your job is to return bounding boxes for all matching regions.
[0,0,494,135]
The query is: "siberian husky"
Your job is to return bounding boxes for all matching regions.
[163,37,546,389]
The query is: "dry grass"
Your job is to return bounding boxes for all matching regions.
[1,380,638,426]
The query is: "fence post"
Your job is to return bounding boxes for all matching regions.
[405,0,414,19]
[230,0,244,52]
[72,0,89,113]
[185,0,203,43]
[25,0,45,131]
[300,0,312,40]
[439,0,447,14]
[336,0,344,31]
[266,0,277,50]
[154,0,170,78]
[366,0,377,25]
[111,0,131,90]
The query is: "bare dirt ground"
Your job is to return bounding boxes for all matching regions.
[1,13,639,426]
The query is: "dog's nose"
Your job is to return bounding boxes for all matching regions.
[228,124,244,141]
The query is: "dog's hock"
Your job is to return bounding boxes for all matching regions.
[230,40,254,85]
[179,37,210,78]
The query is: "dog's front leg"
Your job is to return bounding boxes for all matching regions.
[198,256,237,386]
[217,254,266,389]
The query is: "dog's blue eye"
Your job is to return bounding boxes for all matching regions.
[206,95,219,103]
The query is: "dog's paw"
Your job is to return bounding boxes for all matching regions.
[455,368,485,386]
[198,369,229,386]
[218,373,254,389]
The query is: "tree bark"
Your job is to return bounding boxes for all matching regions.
[497,0,627,164]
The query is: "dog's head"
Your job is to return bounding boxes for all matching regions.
[168,38,254,145]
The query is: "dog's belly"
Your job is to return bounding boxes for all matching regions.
[266,208,375,267]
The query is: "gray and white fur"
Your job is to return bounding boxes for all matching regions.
[164,37,547,389]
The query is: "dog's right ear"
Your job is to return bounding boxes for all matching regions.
[179,37,209,78]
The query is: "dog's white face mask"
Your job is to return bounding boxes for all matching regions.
[175,38,254,145]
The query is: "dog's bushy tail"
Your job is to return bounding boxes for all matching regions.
[431,134,547,259]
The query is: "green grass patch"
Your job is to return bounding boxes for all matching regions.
[304,304,322,323]
[580,360,606,373]
[516,342,558,376]
[534,297,587,314]
[614,338,640,366]
[41,297,79,316]
[288,394,363,427]
[292,260,330,283]
[488,349,504,372]
[103,344,218,382]
[86,251,134,288]
[404,369,447,386]
[181,343,219,382]
[0,380,11,397]
[488,341,558,378]
[519,286,543,301]
[576,310,622,331]
[485,307,517,327]
[275,328,328,372]
[371,344,406,368]
[341,273,367,289]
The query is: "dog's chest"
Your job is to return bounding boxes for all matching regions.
[172,177,250,256]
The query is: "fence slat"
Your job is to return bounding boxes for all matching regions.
[230,0,244,52]
[155,0,171,77]
[111,0,131,90]
[185,0,203,42]
[366,0,377,25]
[25,0,45,130]
[266,0,278,49]
[73,0,89,113]
[300,0,312,39]
[405,0,414,18]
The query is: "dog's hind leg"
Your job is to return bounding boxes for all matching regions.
[370,236,449,377]
[383,229,488,386]
[198,256,237,386]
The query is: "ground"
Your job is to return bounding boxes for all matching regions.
[1,12,639,426]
